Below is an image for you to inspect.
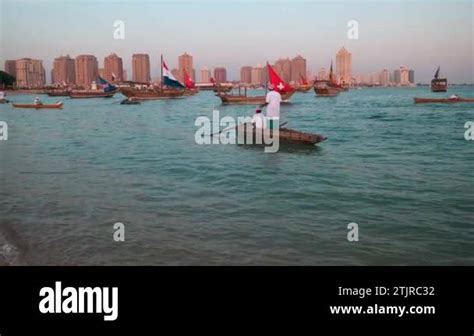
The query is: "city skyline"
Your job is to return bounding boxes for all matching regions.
[1,1,472,83]
[1,51,419,87]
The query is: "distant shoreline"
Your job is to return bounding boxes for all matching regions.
[1,84,473,95]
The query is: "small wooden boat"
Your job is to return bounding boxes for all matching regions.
[184,88,199,96]
[218,94,265,105]
[316,92,339,97]
[47,90,70,97]
[120,98,141,105]
[120,87,185,100]
[69,89,117,98]
[414,96,474,104]
[236,125,327,146]
[314,82,340,97]
[296,85,312,93]
[213,84,232,93]
[431,67,447,92]
[314,61,347,96]
[196,84,215,91]
[0,92,8,103]
[217,89,295,105]
[296,76,312,93]
[12,102,63,109]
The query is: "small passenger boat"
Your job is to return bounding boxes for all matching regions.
[12,102,64,109]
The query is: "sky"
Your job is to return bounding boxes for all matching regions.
[0,0,473,83]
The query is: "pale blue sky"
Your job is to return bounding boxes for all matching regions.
[1,0,473,83]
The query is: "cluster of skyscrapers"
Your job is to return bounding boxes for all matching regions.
[4,58,46,88]
[3,47,412,88]
[239,55,307,86]
[354,67,415,86]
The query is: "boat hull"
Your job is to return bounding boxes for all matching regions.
[69,90,117,98]
[12,103,63,109]
[213,85,232,93]
[414,97,474,104]
[236,125,327,146]
[47,91,70,97]
[296,85,312,93]
[431,79,448,92]
[120,88,185,100]
[218,90,295,105]
[184,88,199,96]
[314,86,340,97]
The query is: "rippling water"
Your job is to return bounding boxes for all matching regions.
[0,87,473,265]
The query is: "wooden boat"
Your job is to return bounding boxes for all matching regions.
[236,124,327,146]
[217,90,295,105]
[213,84,232,93]
[0,92,8,103]
[431,67,447,92]
[296,76,312,93]
[12,102,63,109]
[314,81,340,97]
[431,79,448,92]
[120,87,185,100]
[184,88,199,96]
[218,63,296,105]
[296,85,312,93]
[120,98,141,105]
[329,83,349,91]
[47,90,70,97]
[414,96,474,104]
[69,89,117,98]
[196,84,215,91]
[182,69,199,96]
[315,61,347,95]
[315,91,339,97]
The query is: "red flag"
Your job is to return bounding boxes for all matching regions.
[210,77,215,84]
[183,69,195,89]
[267,63,292,93]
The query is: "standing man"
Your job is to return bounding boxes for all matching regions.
[260,84,281,130]
[251,108,266,129]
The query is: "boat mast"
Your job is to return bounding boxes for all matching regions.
[161,54,164,92]
[265,61,268,96]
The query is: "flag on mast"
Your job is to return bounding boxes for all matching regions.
[267,62,292,94]
[183,69,196,89]
[162,59,185,88]
[97,76,117,92]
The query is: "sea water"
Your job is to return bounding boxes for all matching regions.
[0,87,473,265]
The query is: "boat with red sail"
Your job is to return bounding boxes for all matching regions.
[183,69,199,95]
